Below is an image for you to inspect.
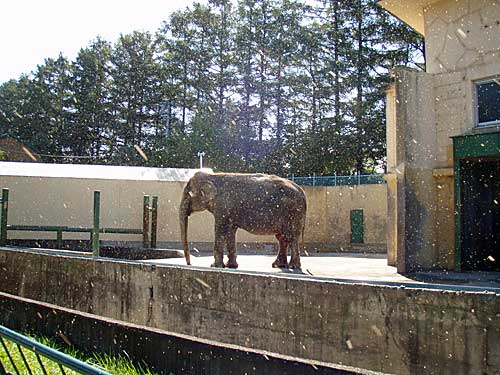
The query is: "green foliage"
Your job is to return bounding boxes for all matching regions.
[0,0,423,175]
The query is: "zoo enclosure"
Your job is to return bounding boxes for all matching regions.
[0,188,158,255]
[0,163,388,249]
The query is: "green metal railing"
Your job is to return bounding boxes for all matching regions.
[290,174,385,187]
[0,325,112,375]
[0,189,158,256]
[0,189,8,246]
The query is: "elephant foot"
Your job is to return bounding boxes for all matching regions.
[211,262,225,268]
[272,258,289,268]
[288,259,301,270]
[225,260,239,269]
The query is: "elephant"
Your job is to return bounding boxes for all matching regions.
[179,171,307,269]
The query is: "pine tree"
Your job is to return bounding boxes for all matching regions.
[71,38,113,162]
[109,31,162,165]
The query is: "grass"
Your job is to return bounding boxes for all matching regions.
[0,333,168,375]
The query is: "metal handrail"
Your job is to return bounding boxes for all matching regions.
[7,225,143,234]
[0,325,112,375]
[0,188,158,253]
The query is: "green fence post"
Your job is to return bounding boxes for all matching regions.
[151,196,158,249]
[92,191,100,256]
[0,189,9,246]
[56,231,63,249]
[143,196,150,248]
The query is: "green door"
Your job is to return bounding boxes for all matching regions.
[453,131,500,271]
[351,209,364,244]
[459,158,500,271]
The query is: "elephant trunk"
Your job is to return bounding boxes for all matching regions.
[179,192,191,265]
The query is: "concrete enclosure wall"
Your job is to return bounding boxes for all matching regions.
[0,174,387,250]
[0,248,498,375]
[0,292,368,375]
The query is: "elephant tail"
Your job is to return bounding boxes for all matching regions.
[300,200,306,250]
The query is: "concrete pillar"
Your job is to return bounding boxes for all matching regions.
[386,68,441,273]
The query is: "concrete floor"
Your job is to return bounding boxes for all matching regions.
[146,252,500,292]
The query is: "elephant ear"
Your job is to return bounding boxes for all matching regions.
[199,180,217,207]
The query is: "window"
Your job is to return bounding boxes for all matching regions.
[476,78,500,127]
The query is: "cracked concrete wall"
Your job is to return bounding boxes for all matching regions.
[425,0,500,74]
[421,0,500,167]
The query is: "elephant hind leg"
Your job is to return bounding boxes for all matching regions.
[272,233,289,268]
[288,237,301,269]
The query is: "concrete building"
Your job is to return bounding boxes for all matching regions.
[379,0,500,272]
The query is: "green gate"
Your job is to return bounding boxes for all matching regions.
[350,209,364,244]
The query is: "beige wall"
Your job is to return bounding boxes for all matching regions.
[0,175,387,250]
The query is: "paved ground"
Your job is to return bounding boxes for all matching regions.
[146,252,500,292]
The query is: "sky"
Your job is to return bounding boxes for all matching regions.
[0,0,198,84]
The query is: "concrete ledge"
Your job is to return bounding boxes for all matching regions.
[0,292,374,375]
[0,247,499,375]
[6,240,185,260]
[432,168,454,177]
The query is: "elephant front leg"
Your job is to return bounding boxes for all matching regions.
[225,227,238,269]
[211,224,225,268]
[272,233,289,268]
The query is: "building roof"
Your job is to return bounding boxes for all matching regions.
[0,161,212,182]
[378,0,442,35]
[0,135,40,162]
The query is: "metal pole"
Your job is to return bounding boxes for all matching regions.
[0,189,9,246]
[143,196,150,248]
[92,191,100,256]
[151,196,158,249]
[334,172,337,186]
[197,151,205,169]
[358,172,361,185]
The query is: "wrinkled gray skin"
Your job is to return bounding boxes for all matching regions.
[179,171,307,269]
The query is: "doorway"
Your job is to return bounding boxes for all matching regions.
[459,157,500,271]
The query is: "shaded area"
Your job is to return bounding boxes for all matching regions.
[0,292,377,375]
[460,157,500,271]
[7,240,184,260]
